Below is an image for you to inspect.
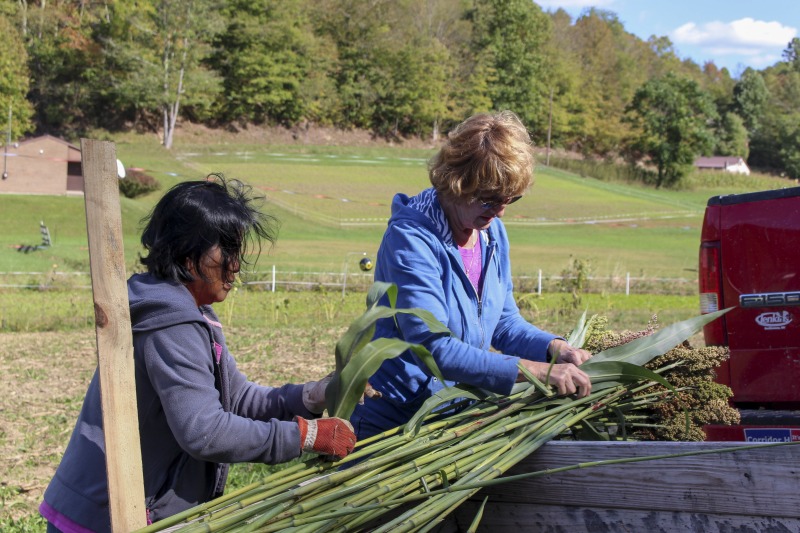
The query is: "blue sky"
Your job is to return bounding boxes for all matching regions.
[535,0,799,77]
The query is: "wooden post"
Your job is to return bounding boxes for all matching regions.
[81,139,146,531]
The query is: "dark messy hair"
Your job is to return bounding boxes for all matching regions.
[139,173,279,283]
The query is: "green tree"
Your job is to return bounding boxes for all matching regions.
[777,122,800,178]
[399,0,467,139]
[700,61,735,112]
[459,50,496,118]
[0,15,34,141]
[17,1,108,135]
[369,0,459,138]
[540,9,583,151]
[371,39,453,138]
[733,68,769,133]
[103,0,224,148]
[541,9,658,155]
[312,0,391,129]
[714,112,749,158]
[211,0,333,126]
[626,73,717,188]
[570,10,627,154]
[470,0,551,132]
[783,37,800,72]
[749,62,800,177]
[313,0,459,137]
[643,36,684,80]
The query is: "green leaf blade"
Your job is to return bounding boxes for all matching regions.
[582,360,675,392]
[404,384,491,436]
[331,338,443,419]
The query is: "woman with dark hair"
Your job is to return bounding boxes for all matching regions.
[351,111,594,439]
[40,175,356,533]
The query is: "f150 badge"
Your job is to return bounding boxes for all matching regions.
[740,291,800,307]
[755,311,793,330]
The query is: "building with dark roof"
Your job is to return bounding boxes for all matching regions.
[694,156,750,176]
[0,135,83,195]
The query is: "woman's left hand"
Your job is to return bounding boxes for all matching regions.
[548,338,593,366]
[304,373,382,414]
[303,372,334,414]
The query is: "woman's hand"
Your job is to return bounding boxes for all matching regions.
[517,358,592,398]
[303,373,334,414]
[295,416,357,460]
[548,338,593,366]
[304,373,382,414]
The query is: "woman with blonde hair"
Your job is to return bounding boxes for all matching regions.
[351,111,593,439]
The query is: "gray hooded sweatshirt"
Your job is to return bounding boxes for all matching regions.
[41,272,313,531]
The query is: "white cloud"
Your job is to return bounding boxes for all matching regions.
[671,18,796,50]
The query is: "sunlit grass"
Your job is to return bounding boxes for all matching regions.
[2,135,789,278]
[0,287,698,335]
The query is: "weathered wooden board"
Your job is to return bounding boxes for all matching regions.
[447,441,800,533]
[82,139,146,531]
[450,501,798,533]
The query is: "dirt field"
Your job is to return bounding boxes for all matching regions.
[0,331,96,520]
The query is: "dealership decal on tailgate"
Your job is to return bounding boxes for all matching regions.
[755,311,793,330]
[743,428,800,442]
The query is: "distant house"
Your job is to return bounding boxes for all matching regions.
[0,135,83,195]
[694,156,750,176]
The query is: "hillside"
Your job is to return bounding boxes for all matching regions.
[0,129,790,281]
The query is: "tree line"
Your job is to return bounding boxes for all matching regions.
[2,0,799,185]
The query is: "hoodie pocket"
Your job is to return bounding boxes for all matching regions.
[147,454,216,522]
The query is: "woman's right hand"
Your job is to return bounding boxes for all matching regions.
[517,359,592,398]
[296,416,357,460]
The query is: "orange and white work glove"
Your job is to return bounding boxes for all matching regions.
[295,416,356,460]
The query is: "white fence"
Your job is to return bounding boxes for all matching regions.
[0,269,698,295]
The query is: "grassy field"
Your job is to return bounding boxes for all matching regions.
[1,132,790,279]
[0,131,789,530]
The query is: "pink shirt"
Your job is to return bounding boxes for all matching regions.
[458,242,482,293]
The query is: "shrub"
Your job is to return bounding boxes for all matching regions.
[118,169,159,198]
[547,155,657,186]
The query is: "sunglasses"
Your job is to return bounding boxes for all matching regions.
[476,195,523,210]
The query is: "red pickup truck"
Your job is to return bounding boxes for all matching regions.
[699,185,800,441]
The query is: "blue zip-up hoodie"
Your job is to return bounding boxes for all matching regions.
[41,273,314,532]
[350,189,558,438]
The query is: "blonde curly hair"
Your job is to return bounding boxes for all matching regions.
[428,111,535,203]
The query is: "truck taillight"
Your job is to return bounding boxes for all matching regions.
[699,242,725,344]
[699,243,721,313]
[699,291,718,313]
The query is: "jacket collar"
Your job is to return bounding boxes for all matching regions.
[406,188,490,248]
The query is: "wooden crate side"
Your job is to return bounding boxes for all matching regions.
[451,501,800,533]
[447,441,799,532]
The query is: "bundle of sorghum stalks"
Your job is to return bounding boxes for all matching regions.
[137,285,732,533]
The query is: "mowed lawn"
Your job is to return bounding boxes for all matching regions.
[0,137,787,279]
